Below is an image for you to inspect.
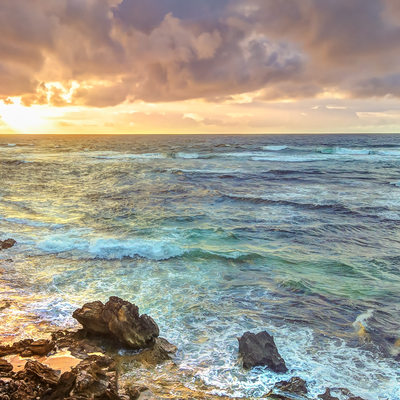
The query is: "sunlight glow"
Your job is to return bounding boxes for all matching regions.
[0,99,60,134]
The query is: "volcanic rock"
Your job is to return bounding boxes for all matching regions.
[73,296,160,349]
[238,331,287,372]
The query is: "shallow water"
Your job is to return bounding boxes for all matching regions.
[0,134,399,399]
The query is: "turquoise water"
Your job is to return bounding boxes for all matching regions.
[0,134,399,399]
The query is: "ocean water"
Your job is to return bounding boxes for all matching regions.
[0,134,399,399]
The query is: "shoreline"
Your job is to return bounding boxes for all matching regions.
[0,239,370,400]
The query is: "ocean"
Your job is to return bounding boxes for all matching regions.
[0,134,399,399]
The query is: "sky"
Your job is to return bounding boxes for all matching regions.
[1,0,400,134]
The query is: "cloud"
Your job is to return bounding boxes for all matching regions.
[1,0,400,107]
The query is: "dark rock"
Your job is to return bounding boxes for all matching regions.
[41,371,76,400]
[348,397,366,400]
[318,388,339,400]
[133,337,177,365]
[0,359,12,374]
[238,331,287,372]
[0,339,54,357]
[123,384,149,400]
[72,300,109,335]
[275,376,307,395]
[0,239,16,251]
[73,296,160,349]
[24,360,60,386]
[0,361,58,400]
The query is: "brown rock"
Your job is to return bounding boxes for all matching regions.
[238,331,287,372]
[0,239,16,251]
[133,337,177,366]
[274,377,307,395]
[28,339,54,356]
[24,360,60,386]
[41,371,76,400]
[73,297,160,349]
[72,300,109,335]
[0,359,13,374]
[318,388,339,400]
[0,339,54,358]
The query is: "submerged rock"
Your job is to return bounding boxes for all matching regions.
[274,376,307,395]
[132,337,177,366]
[318,388,339,400]
[0,239,16,251]
[238,331,287,372]
[73,296,160,349]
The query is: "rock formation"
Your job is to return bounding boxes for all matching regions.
[73,296,159,349]
[0,239,16,251]
[238,331,287,372]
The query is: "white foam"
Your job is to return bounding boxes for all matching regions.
[262,145,288,151]
[88,238,184,260]
[93,152,166,160]
[36,232,185,261]
[251,155,330,162]
[37,233,89,253]
[333,147,372,155]
[390,181,400,187]
[176,152,200,159]
[378,149,400,156]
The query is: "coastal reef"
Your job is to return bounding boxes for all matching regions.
[0,297,367,400]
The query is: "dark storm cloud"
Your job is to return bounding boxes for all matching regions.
[1,0,400,106]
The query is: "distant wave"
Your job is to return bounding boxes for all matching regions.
[390,181,400,187]
[223,194,357,215]
[91,152,166,160]
[35,233,262,262]
[175,152,201,159]
[37,235,183,260]
[262,145,288,151]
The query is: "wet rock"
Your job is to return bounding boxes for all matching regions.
[133,337,177,366]
[0,339,54,357]
[123,384,149,400]
[0,359,12,374]
[24,360,60,386]
[274,377,307,395]
[0,360,58,400]
[348,398,365,400]
[72,300,109,335]
[136,389,159,400]
[238,331,287,372]
[73,296,160,349]
[51,329,104,359]
[0,239,16,251]
[41,371,76,400]
[318,388,339,400]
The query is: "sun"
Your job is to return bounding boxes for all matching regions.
[0,99,54,134]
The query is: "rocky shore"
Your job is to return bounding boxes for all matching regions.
[0,239,367,400]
